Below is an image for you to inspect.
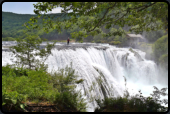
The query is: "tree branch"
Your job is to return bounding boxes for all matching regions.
[137,2,157,12]
[87,2,117,33]
[104,3,157,28]
[105,9,129,25]
[131,3,149,10]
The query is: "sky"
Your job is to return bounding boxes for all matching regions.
[2,2,63,14]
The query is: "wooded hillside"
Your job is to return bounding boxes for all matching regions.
[2,11,72,41]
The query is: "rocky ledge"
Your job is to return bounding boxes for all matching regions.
[2,43,110,52]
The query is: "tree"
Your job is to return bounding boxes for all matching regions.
[152,34,168,69]
[26,2,168,41]
[2,37,16,41]
[10,32,57,70]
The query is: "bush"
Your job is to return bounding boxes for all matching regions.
[153,34,168,62]
[48,64,87,111]
[2,64,87,112]
[109,41,121,45]
[158,53,168,70]
[94,79,168,112]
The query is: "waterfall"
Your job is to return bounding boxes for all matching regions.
[2,42,168,112]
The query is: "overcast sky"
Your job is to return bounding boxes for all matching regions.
[2,2,63,14]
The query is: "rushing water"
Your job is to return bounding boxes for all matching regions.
[2,42,168,111]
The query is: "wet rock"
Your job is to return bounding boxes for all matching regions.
[129,48,144,61]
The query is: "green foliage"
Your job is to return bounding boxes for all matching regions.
[2,65,59,111]
[48,64,87,111]
[2,11,71,41]
[2,64,28,77]
[2,37,16,41]
[144,29,166,43]
[2,90,27,111]
[158,54,168,69]
[30,2,168,39]
[2,12,35,39]
[153,34,168,58]
[9,33,57,70]
[153,34,168,68]
[137,42,154,60]
[3,28,87,111]
[109,41,121,45]
[75,79,84,84]
[95,85,168,112]
[2,64,87,112]
[2,8,167,44]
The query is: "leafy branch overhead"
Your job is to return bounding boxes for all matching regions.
[26,2,168,40]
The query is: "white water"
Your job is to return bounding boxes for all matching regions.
[2,42,168,111]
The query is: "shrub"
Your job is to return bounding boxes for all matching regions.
[94,78,168,112]
[153,34,168,62]
[48,64,87,111]
[158,53,168,70]
[2,64,87,112]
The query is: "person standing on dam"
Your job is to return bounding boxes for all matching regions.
[67,37,70,45]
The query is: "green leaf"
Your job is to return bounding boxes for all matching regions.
[65,2,71,6]
[105,24,111,29]
[12,99,17,104]
[20,104,25,109]
[72,2,78,7]
[2,102,6,105]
